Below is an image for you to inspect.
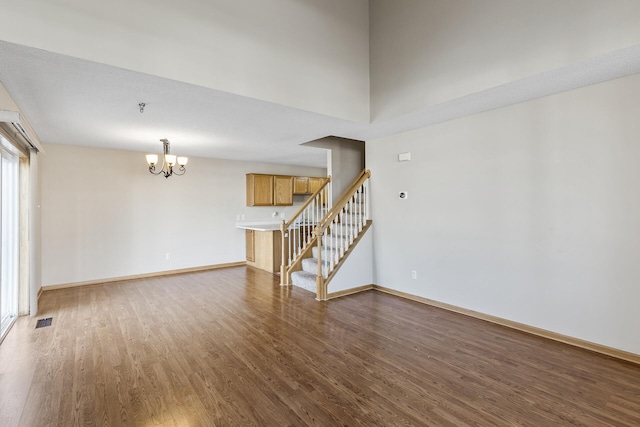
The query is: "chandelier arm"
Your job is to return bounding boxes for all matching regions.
[172,167,186,176]
[148,153,168,176]
[148,166,164,176]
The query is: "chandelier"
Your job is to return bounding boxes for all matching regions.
[145,139,188,178]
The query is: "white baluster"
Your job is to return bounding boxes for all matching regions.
[350,198,354,245]
[356,187,359,228]
[296,220,299,257]
[303,207,309,248]
[288,223,292,266]
[365,179,369,220]
[325,227,330,278]
[357,188,361,231]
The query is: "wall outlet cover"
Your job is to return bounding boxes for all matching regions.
[398,152,411,162]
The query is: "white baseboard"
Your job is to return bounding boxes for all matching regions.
[41,261,247,291]
[374,285,640,366]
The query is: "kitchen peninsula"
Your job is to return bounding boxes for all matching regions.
[236,222,282,273]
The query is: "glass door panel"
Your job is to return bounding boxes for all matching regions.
[1,152,19,339]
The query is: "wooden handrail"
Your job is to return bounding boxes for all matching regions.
[283,176,331,229]
[320,169,368,224]
[322,169,367,220]
[316,169,370,235]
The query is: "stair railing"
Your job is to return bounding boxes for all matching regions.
[280,177,331,285]
[314,169,370,300]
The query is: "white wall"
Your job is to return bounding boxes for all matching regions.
[304,136,365,203]
[367,73,640,355]
[0,0,369,122]
[40,144,324,286]
[370,0,640,121]
[328,226,373,294]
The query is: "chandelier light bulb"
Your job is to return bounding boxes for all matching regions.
[145,154,158,166]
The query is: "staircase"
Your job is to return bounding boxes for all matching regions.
[281,169,371,300]
[290,204,366,291]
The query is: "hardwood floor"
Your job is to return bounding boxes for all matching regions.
[1,266,639,426]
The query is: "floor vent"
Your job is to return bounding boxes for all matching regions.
[35,317,52,329]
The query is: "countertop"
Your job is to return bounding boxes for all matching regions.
[235,221,282,231]
[236,221,318,231]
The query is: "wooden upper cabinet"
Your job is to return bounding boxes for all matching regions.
[274,175,293,206]
[308,177,324,194]
[293,177,309,195]
[246,174,274,206]
[246,174,293,206]
[294,176,326,195]
[308,177,327,205]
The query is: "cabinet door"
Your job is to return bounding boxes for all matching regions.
[293,177,309,195]
[247,174,274,206]
[308,177,324,194]
[246,230,255,262]
[308,177,326,204]
[274,176,293,206]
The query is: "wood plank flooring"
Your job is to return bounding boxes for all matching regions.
[1,266,640,426]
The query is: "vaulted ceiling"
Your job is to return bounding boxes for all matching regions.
[1,2,639,168]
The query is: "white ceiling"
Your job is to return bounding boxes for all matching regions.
[1,40,640,168]
[0,41,367,167]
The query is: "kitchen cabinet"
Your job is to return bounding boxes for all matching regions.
[308,177,327,204]
[248,230,281,273]
[308,177,324,194]
[274,175,293,205]
[246,174,326,205]
[246,174,293,206]
[246,230,255,262]
[293,177,309,195]
[246,174,274,206]
[238,223,282,273]
[293,176,326,195]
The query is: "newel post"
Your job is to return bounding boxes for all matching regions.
[280,220,290,286]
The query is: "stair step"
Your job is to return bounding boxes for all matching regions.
[312,245,342,261]
[291,270,316,293]
[302,257,329,276]
[327,225,361,237]
[321,234,352,248]
[338,215,365,225]
[343,203,365,213]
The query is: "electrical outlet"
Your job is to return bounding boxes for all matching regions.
[280,213,285,219]
[241,214,245,220]
[411,270,417,279]
[165,253,171,261]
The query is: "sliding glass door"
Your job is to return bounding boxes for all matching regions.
[1,150,19,339]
